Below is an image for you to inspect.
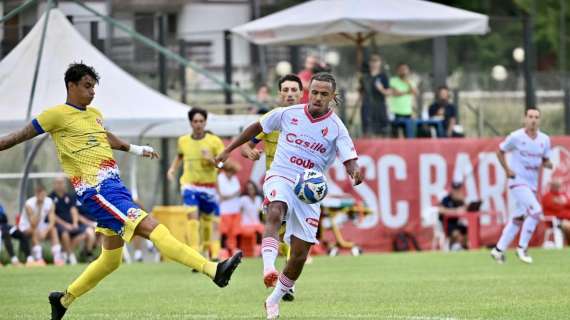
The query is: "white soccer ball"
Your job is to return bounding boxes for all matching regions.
[294,169,328,204]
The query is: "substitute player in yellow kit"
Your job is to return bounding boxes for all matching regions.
[0,63,242,320]
[168,107,224,260]
[240,74,302,302]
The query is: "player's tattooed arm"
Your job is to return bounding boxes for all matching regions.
[106,131,130,151]
[0,123,39,151]
[344,159,363,186]
[215,122,263,164]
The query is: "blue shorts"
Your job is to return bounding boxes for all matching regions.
[79,178,147,242]
[182,187,220,216]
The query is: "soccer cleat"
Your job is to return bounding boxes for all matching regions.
[213,250,243,288]
[263,269,279,288]
[516,247,533,264]
[49,291,67,320]
[490,247,505,264]
[282,286,295,302]
[264,302,279,319]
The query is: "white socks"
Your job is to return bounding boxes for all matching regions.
[32,245,43,260]
[496,219,522,251]
[518,215,540,249]
[261,237,279,273]
[52,244,62,261]
[266,273,295,305]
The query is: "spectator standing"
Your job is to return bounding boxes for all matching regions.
[50,177,95,265]
[298,55,318,104]
[255,84,272,114]
[0,202,31,266]
[428,86,460,137]
[217,161,242,256]
[19,183,64,266]
[389,63,417,137]
[360,54,390,136]
[438,181,468,251]
[238,181,264,257]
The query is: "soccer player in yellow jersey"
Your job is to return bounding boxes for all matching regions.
[0,63,241,320]
[240,74,302,302]
[167,108,224,259]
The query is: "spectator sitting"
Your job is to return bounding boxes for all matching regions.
[298,54,318,104]
[0,202,31,266]
[542,179,570,242]
[218,161,242,256]
[389,63,417,138]
[428,86,462,137]
[360,53,390,137]
[19,183,64,266]
[49,177,95,265]
[238,181,264,257]
[438,181,468,251]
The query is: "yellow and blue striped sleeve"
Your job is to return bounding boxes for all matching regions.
[252,132,265,144]
[32,107,62,134]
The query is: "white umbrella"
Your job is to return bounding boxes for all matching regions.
[232,0,489,67]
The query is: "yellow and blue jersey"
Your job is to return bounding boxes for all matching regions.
[32,104,118,195]
[252,131,279,171]
[177,133,224,186]
[32,103,145,241]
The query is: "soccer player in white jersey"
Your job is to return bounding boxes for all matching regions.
[491,108,552,264]
[215,73,363,319]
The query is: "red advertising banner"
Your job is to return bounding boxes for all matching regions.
[228,137,570,252]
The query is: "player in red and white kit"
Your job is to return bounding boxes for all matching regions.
[491,108,553,264]
[216,73,362,319]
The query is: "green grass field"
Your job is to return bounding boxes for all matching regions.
[1,249,569,319]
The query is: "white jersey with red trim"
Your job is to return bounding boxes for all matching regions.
[260,104,358,182]
[499,128,551,191]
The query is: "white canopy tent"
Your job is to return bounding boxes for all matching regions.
[0,9,257,138]
[232,0,489,46]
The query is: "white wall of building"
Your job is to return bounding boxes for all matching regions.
[178,3,251,67]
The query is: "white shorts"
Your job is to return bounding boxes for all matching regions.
[263,176,320,245]
[510,185,542,219]
[18,219,50,234]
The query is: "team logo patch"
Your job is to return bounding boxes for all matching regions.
[306,217,319,228]
[96,118,104,127]
[321,127,328,137]
[127,208,143,222]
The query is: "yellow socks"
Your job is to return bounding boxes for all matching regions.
[60,291,76,308]
[279,242,291,260]
[150,224,216,278]
[187,219,200,250]
[210,240,221,260]
[65,246,123,306]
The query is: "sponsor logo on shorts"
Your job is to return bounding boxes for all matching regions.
[305,217,319,228]
[290,156,315,169]
[127,208,143,222]
[285,133,326,153]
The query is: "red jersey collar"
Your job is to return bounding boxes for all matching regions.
[304,104,333,123]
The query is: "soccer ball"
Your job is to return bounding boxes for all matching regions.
[294,169,328,204]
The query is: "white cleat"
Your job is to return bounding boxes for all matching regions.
[265,302,279,319]
[490,247,505,264]
[516,247,533,264]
